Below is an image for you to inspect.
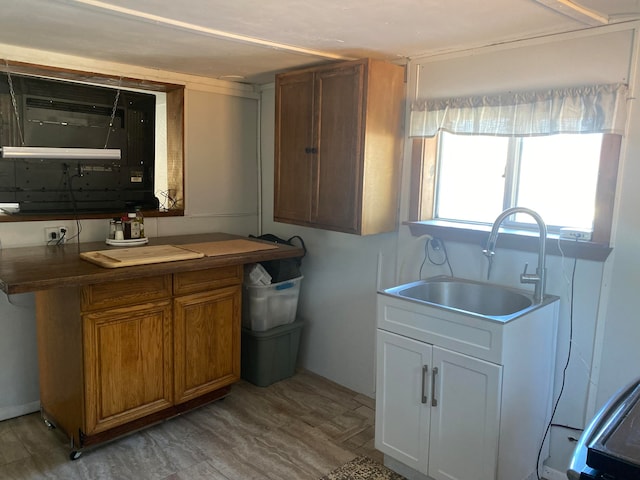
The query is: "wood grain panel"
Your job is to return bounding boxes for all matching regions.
[81,275,172,311]
[35,287,84,447]
[313,62,363,232]
[83,300,173,434]
[173,286,241,404]
[274,70,315,223]
[273,59,404,235]
[173,265,242,295]
[0,232,304,295]
[166,87,185,211]
[80,245,204,268]
[360,59,405,235]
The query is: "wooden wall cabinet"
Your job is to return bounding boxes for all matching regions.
[274,58,405,235]
[36,265,242,455]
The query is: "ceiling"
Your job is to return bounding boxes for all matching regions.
[0,0,639,84]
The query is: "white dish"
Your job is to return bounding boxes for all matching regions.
[105,237,149,247]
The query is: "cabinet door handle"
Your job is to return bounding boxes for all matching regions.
[304,147,318,154]
[421,365,428,404]
[431,366,439,407]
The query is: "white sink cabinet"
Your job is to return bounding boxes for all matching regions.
[375,292,559,480]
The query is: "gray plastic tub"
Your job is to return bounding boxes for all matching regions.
[241,320,303,387]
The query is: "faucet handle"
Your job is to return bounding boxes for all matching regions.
[520,263,540,284]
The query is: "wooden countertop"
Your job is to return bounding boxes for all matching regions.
[0,233,304,295]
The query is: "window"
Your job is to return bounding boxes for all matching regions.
[410,133,620,247]
[0,60,185,220]
[434,132,603,233]
[408,83,626,251]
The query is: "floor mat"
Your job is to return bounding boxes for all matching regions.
[320,456,407,480]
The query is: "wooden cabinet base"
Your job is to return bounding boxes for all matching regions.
[35,264,243,456]
[41,386,231,451]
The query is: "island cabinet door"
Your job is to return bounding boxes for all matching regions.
[82,299,174,435]
[173,285,241,404]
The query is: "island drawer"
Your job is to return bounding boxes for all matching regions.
[173,266,242,295]
[81,275,172,312]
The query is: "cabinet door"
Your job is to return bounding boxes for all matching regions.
[83,300,173,435]
[173,285,241,404]
[428,346,502,480]
[313,63,364,232]
[274,70,315,224]
[375,330,431,473]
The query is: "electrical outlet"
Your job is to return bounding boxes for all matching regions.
[559,228,591,241]
[45,226,68,244]
[430,238,442,250]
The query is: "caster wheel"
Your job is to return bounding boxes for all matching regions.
[69,451,82,461]
[43,419,55,430]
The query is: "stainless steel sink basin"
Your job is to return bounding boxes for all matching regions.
[382,276,537,320]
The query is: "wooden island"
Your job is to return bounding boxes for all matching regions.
[0,232,304,458]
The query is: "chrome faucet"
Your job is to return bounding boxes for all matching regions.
[482,207,547,303]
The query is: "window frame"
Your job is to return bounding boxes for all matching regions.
[407,134,621,261]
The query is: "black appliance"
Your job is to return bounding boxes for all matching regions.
[568,377,640,479]
[0,73,158,213]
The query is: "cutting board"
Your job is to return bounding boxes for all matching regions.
[181,239,278,257]
[80,245,205,268]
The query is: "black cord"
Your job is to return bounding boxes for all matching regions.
[419,239,429,279]
[419,238,455,278]
[536,241,577,480]
[62,165,82,246]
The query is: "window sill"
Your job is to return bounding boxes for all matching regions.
[0,209,185,222]
[406,220,612,262]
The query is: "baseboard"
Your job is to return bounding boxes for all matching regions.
[383,455,429,480]
[383,455,566,480]
[0,401,40,422]
[542,465,567,480]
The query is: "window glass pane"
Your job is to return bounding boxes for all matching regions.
[516,134,602,230]
[436,132,508,223]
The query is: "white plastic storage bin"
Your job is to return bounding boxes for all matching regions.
[242,276,303,331]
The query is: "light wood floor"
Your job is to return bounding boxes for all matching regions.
[0,371,380,479]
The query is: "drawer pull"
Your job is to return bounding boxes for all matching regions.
[431,366,439,407]
[421,365,428,404]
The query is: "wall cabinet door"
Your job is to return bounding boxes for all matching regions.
[376,330,502,480]
[275,62,362,232]
[274,58,404,235]
[173,285,241,404]
[375,330,432,473]
[82,300,174,435]
[274,70,315,224]
[428,346,502,480]
[312,63,364,232]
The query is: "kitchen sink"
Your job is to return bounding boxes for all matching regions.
[381,276,539,321]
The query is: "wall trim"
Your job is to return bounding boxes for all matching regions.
[542,465,568,480]
[0,400,40,422]
[0,43,258,99]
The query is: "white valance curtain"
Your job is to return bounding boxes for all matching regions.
[409,83,628,137]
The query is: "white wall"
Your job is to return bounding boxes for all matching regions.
[259,24,640,476]
[0,293,39,421]
[404,25,638,475]
[0,47,262,420]
[2,22,640,477]
[259,84,399,395]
